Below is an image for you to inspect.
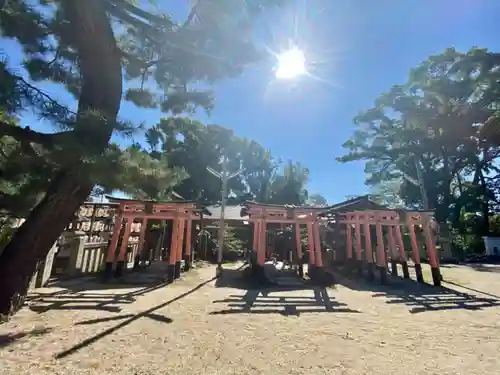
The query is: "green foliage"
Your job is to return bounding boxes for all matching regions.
[339,47,500,254]
[130,117,310,206]
[307,193,328,207]
[221,224,244,254]
[0,0,296,216]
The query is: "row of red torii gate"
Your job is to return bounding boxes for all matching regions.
[103,196,442,286]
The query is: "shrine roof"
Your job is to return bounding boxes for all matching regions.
[207,205,248,221]
[239,201,335,218]
[106,195,193,204]
[240,195,389,217]
[318,195,387,215]
[241,201,327,210]
[105,195,211,214]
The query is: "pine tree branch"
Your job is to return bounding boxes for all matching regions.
[105,0,173,26]
[0,120,72,148]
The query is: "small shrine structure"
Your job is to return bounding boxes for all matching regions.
[318,196,441,286]
[241,202,328,278]
[104,197,207,282]
[242,196,442,286]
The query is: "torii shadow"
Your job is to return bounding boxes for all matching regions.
[211,287,360,316]
[211,265,360,316]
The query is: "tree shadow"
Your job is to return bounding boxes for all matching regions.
[468,264,500,273]
[26,281,171,314]
[0,327,52,349]
[334,272,500,314]
[54,276,216,359]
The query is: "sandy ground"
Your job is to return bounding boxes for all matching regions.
[1,262,500,375]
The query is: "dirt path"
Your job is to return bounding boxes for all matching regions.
[1,263,500,375]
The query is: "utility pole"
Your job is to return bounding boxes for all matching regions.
[207,155,244,277]
[414,156,430,210]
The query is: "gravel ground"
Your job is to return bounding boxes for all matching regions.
[1,263,500,375]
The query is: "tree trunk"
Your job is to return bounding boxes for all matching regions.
[0,0,122,319]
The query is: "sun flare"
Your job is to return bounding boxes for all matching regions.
[275,47,306,80]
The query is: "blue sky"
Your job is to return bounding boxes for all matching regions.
[2,0,499,204]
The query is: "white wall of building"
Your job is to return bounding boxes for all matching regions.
[482,236,500,256]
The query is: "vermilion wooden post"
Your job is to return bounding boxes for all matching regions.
[388,224,398,276]
[422,214,441,286]
[408,221,424,283]
[375,214,388,284]
[174,218,185,279]
[363,217,374,280]
[135,217,148,269]
[313,221,323,267]
[354,214,363,275]
[105,213,123,269]
[394,224,410,279]
[257,220,266,265]
[252,220,259,253]
[295,222,302,259]
[167,218,179,283]
[346,222,353,261]
[115,217,133,277]
[184,219,192,271]
[307,222,316,267]
[295,222,303,277]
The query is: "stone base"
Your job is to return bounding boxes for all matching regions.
[378,266,388,284]
[184,259,191,272]
[347,259,357,273]
[310,267,335,286]
[103,262,113,280]
[414,263,424,283]
[356,260,363,276]
[114,261,125,278]
[307,264,317,281]
[401,261,410,279]
[167,264,175,283]
[250,264,267,284]
[133,255,140,271]
[390,260,398,276]
[431,266,441,286]
[366,263,375,281]
[174,261,181,279]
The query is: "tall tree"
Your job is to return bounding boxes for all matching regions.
[307,193,328,207]
[0,0,287,318]
[339,47,500,253]
[267,160,309,205]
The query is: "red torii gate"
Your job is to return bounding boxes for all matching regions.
[104,197,205,282]
[329,209,441,286]
[242,202,326,277]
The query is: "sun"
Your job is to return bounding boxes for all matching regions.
[275,47,306,80]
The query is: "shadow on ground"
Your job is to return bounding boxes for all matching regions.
[211,264,360,316]
[27,279,171,314]
[467,264,500,273]
[54,275,216,359]
[441,261,500,273]
[334,271,500,314]
[0,327,52,349]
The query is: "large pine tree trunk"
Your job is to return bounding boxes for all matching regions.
[0,0,122,319]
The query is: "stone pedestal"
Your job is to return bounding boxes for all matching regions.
[390,260,398,276]
[29,242,58,290]
[66,231,86,276]
[167,264,175,283]
[414,263,424,283]
[174,261,181,279]
[401,261,410,279]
